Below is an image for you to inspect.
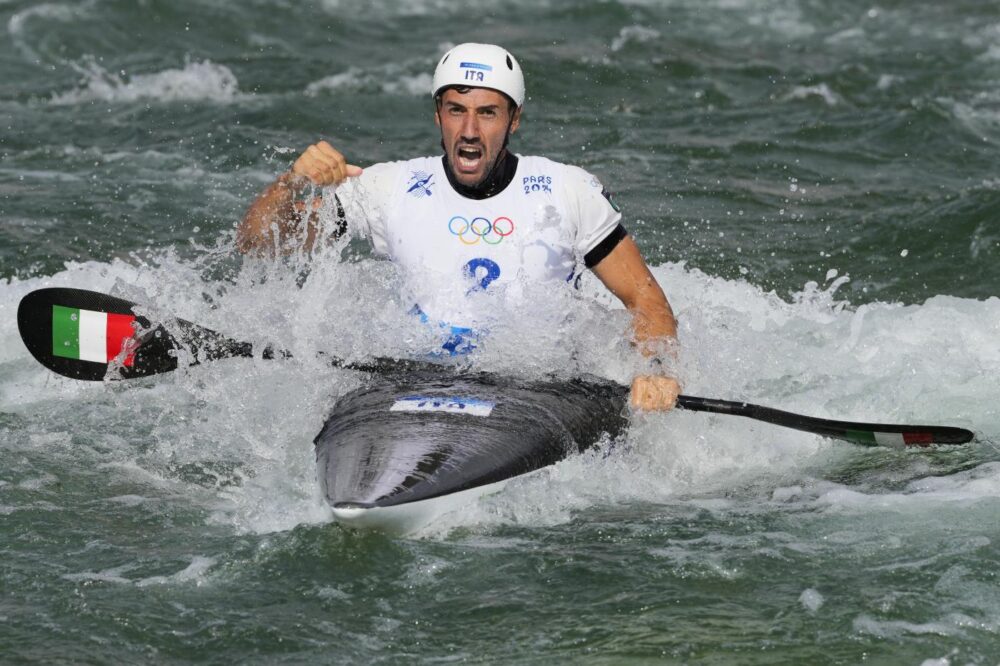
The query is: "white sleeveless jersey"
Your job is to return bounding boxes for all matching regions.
[336,155,622,328]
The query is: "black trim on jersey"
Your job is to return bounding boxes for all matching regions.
[584,224,628,269]
[441,151,519,200]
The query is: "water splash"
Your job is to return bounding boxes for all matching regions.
[2,241,998,538]
[50,57,242,105]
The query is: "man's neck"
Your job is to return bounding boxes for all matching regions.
[442,150,518,200]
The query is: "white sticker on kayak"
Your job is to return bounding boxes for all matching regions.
[390,396,495,417]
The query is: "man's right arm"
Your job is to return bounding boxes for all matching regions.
[237,141,362,256]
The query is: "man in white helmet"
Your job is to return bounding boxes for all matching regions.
[239,43,680,411]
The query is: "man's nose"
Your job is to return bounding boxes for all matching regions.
[459,113,480,138]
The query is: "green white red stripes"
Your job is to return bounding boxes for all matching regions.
[51,305,137,366]
[844,429,935,448]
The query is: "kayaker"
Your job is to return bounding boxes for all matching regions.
[238,43,680,412]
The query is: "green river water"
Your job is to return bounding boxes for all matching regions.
[2,0,999,663]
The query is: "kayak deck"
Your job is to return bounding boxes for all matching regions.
[314,369,628,534]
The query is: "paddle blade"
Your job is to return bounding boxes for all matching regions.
[676,395,975,447]
[813,423,974,447]
[17,288,252,381]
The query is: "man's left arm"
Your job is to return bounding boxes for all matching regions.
[591,236,681,412]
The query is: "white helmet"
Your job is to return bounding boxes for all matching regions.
[431,43,525,108]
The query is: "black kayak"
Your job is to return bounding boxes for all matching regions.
[314,369,629,534]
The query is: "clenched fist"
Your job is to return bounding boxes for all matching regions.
[291,140,363,186]
[630,375,680,412]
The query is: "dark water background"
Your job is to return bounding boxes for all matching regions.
[2,0,1000,663]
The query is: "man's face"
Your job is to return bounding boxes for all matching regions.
[435,87,521,187]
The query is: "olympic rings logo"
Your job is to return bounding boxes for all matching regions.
[447,215,515,245]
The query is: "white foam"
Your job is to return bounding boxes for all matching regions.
[3,251,998,537]
[306,66,432,97]
[315,586,352,601]
[62,564,135,585]
[7,2,78,37]
[60,556,215,587]
[50,58,241,105]
[136,556,216,587]
[785,83,841,106]
[853,614,961,638]
[799,588,824,612]
[825,27,866,45]
[611,26,661,52]
[877,74,900,91]
[948,94,1000,139]
[744,2,816,39]
[16,473,59,490]
[811,464,1000,513]
[7,2,88,61]
[772,485,804,502]
[106,495,150,507]
[318,0,555,15]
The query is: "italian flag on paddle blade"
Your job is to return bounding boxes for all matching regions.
[51,305,137,366]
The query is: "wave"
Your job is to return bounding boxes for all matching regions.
[784,83,841,106]
[50,58,242,105]
[611,26,661,53]
[7,2,79,36]
[7,1,91,62]
[60,555,217,587]
[318,0,554,15]
[306,66,432,97]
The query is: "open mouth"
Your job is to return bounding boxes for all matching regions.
[456,145,483,171]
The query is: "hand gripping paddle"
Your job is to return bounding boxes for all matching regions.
[16,287,976,448]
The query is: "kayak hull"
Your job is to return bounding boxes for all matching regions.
[314,370,628,535]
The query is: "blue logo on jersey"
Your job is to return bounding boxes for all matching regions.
[464,257,501,292]
[406,171,434,197]
[523,174,553,194]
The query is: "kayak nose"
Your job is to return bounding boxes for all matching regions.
[330,504,369,521]
[329,498,453,536]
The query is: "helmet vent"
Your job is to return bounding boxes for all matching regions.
[506,55,513,70]
[442,54,450,64]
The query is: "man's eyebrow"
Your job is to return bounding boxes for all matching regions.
[444,101,501,110]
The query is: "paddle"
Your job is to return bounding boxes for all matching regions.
[17,287,975,448]
[15,287,437,380]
